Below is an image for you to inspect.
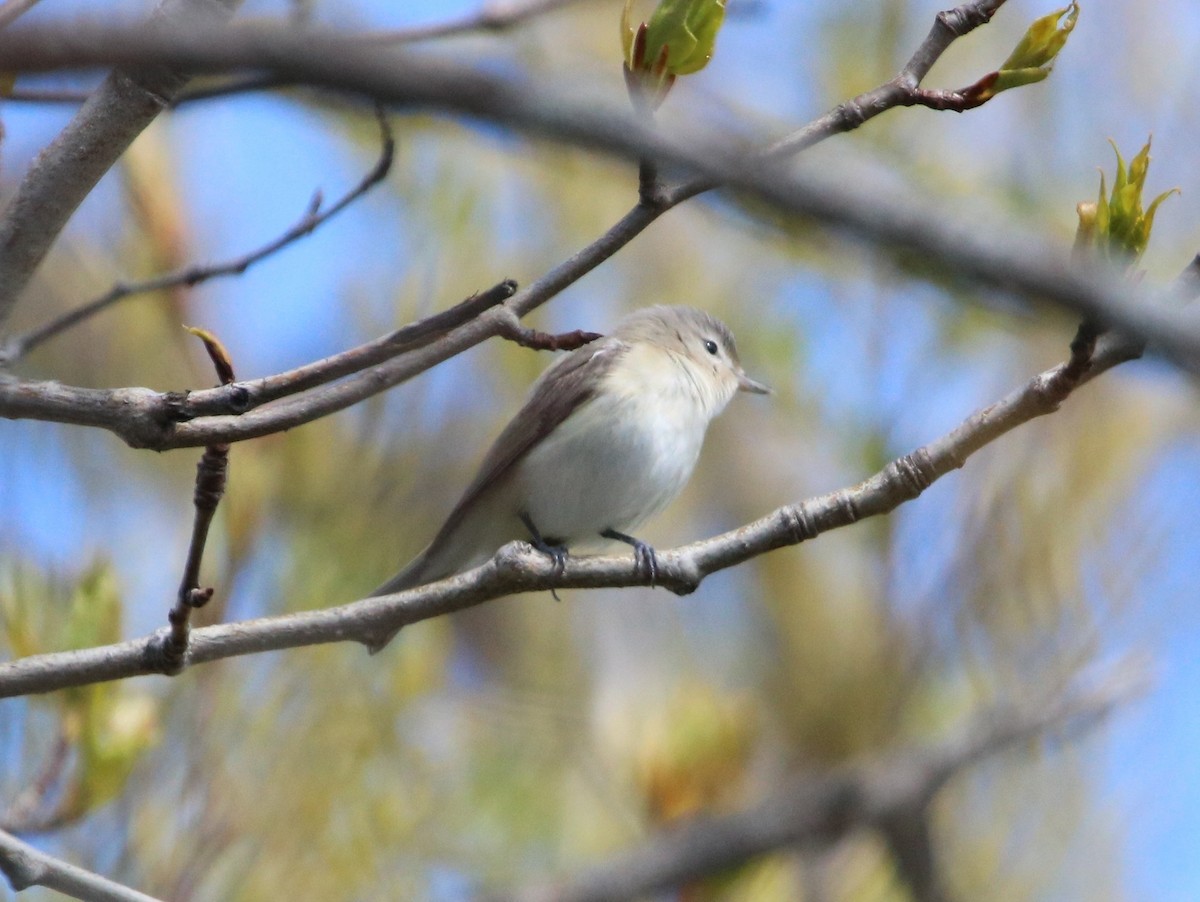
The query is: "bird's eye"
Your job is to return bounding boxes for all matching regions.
[703,339,719,356]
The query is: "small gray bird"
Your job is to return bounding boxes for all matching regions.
[368,305,768,648]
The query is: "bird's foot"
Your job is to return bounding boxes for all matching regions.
[601,528,659,587]
[521,513,568,600]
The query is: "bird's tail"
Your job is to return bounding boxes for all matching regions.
[369,550,430,598]
[364,546,433,655]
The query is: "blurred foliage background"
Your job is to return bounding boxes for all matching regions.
[3,0,1200,899]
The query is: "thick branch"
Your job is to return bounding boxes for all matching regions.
[0,334,1142,697]
[1,0,601,105]
[502,668,1140,902]
[0,0,43,31]
[0,0,239,332]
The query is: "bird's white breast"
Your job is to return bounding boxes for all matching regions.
[514,342,731,544]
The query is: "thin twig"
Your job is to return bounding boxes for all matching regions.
[7,107,395,360]
[169,278,519,421]
[496,318,602,352]
[0,328,1147,697]
[0,279,520,449]
[163,328,236,669]
[880,809,947,902]
[0,827,163,901]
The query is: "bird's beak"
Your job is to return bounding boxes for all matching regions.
[737,370,771,395]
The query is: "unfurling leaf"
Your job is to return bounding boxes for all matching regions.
[1001,1,1079,71]
[184,324,237,384]
[621,0,726,109]
[964,2,1078,104]
[1075,137,1178,264]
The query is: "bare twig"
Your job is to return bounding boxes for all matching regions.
[6,107,395,360]
[496,318,602,352]
[163,328,236,668]
[501,667,1142,902]
[0,828,163,902]
[0,331,1145,697]
[170,278,518,421]
[676,0,1007,182]
[0,279,519,449]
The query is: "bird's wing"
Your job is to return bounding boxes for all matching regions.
[428,335,628,549]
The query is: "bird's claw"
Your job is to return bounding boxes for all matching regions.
[542,543,567,601]
[601,528,659,587]
[631,540,658,586]
[521,513,567,601]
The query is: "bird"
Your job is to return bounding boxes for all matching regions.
[367,304,769,651]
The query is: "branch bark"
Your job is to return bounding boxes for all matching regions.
[0,0,240,332]
[0,332,1143,697]
[0,828,163,902]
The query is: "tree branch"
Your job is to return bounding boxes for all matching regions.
[0,279,518,449]
[0,0,43,31]
[163,328,236,667]
[0,11,1195,380]
[0,0,240,332]
[4,105,395,361]
[500,667,1142,902]
[9,3,1175,451]
[3,74,291,106]
[0,828,163,902]
[0,0,602,105]
[0,331,1144,697]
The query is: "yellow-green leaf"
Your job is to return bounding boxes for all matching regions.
[1075,137,1177,264]
[1001,1,1079,71]
[980,2,1078,100]
[623,0,726,76]
[990,67,1052,94]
